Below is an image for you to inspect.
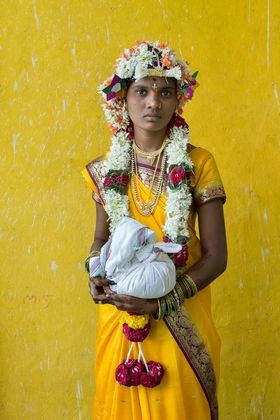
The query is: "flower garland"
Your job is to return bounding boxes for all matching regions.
[102,112,194,268]
[116,313,164,388]
[97,41,199,388]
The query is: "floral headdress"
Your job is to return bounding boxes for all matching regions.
[101,40,199,114]
[96,41,199,388]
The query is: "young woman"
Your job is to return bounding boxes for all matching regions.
[82,41,227,420]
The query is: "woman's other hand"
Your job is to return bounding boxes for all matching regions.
[108,293,158,316]
[89,277,158,316]
[89,276,113,304]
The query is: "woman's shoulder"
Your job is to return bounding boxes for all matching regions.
[188,145,223,184]
[188,145,214,162]
[82,154,108,203]
[86,153,107,167]
[85,154,108,177]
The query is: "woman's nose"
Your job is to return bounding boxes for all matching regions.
[147,91,161,110]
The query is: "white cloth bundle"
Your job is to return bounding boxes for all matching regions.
[89,217,181,299]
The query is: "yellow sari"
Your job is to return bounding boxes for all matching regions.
[82,147,226,420]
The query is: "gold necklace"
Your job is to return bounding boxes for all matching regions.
[132,138,168,165]
[131,146,167,216]
[134,150,161,201]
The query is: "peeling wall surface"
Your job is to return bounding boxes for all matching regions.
[1,1,279,419]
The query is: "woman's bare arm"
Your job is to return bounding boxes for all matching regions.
[88,201,112,303]
[89,201,110,252]
[186,198,227,290]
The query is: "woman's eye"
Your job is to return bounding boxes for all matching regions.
[161,90,172,97]
[136,89,147,96]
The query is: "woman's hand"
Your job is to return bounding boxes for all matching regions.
[108,294,158,315]
[88,276,112,304]
[89,277,158,315]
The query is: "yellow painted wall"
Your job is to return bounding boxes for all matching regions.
[1,1,279,418]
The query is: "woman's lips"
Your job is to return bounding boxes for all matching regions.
[143,114,161,121]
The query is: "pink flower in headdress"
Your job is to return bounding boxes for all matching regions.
[184,86,194,100]
[157,42,168,49]
[162,54,172,68]
[102,74,126,101]
[185,73,198,86]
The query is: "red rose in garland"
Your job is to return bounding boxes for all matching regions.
[115,313,164,388]
[163,236,188,267]
[103,170,130,194]
[172,242,189,267]
[122,322,151,342]
[169,166,186,187]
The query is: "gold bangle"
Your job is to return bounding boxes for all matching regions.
[164,294,172,315]
[174,283,185,304]
[165,292,179,314]
[172,287,181,307]
[179,274,198,298]
[152,299,161,321]
[84,250,101,273]
[160,297,167,319]
[152,297,167,321]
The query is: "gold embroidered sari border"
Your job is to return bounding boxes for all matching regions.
[86,161,107,205]
[195,181,226,207]
[164,307,218,420]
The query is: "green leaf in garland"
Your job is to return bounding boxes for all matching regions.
[104,184,127,195]
[176,235,188,244]
[192,70,199,79]
[106,169,129,177]
[167,179,186,190]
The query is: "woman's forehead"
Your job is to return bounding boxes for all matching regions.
[132,76,176,87]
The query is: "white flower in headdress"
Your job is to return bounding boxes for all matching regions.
[165,66,182,80]
[116,59,134,79]
[134,63,149,81]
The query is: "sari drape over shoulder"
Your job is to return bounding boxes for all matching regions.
[82,147,226,420]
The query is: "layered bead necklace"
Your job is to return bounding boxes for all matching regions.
[131,140,168,216]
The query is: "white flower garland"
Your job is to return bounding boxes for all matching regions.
[104,123,193,245]
[163,126,193,240]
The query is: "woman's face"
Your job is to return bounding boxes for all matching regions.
[126,77,178,133]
